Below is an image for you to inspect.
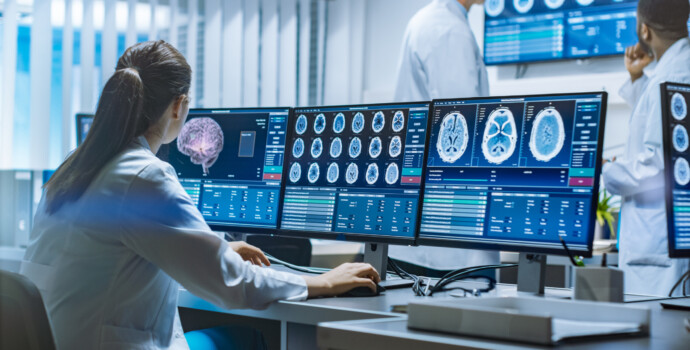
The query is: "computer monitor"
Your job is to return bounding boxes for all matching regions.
[76,114,94,146]
[279,102,431,245]
[418,92,607,261]
[164,108,290,232]
[662,82,690,258]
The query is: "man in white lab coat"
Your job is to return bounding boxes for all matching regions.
[390,0,499,274]
[603,0,690,296]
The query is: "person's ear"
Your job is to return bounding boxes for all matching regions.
[640,22,651,42]
[172,95,187,120]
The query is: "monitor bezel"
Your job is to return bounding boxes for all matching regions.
[416,91,609,258]
[661,82,690,258]
[274,101,433,245]
[75,113,95,146]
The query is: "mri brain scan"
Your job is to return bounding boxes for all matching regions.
[349,137,362,158]
[385,163,399,185]
[333,113,346,133]
[289,163,301,183]
[366,163,379,185]
[346,163,359,184]
[485,0,504,17]
[675,157,690,186]
[389,136,402,158]
[392,111,405,132]
[327,163,339,183]
[576,0,595,6]
[482,107,518,164]
[352,112,365,133]
[330,137,343,158]
[177,117,224,175]
[308,163,320,183]
[369,137,383,158]
[544,0,565,9]
[314,114,326,134]
[296,115,308,135]
[372,112,385,133]
[437,112,469,164]
[529,107,566,162]
[513,0,534,14]
[311,138,323,158]
[672,93,688,120]
[292,138,305,158]
[674,125,689,152]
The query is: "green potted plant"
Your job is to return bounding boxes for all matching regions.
[595,189,620,240]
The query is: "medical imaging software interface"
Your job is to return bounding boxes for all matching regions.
[420,94,604,252]
[664,84,690,252]
[280,103,430,239]
[166,108,289,229]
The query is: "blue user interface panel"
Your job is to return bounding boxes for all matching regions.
[76,114,94,146]
[419,93,606,255]
[662,83,690,258]
[280,103,430,243]
[167,108,289,230]
[484,0,640,65]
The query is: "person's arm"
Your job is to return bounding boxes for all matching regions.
[620,44,654,107]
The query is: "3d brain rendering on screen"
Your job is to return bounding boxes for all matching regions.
[296,115,308,135]
[385,163,399,185]
[314,114,326,134]
[349,137,362,158]
[352,112,365,133]
[672,93,688,120]
[311,138,323,158]
[674,125,689,152]
[392,111,405,132]
[366,163,379,185]
[675,157,690,186]
[330,137,343,158]
[485,0,504,17]
[333,113,346,134]
[293,138,305,158]
[346,163,359,184]
[372,112,385,133]
[369,137,382,158]
[327,163,339,183]
[437,112,469,164]
[544,0,565,9]
[177,117,224,175]
[482,107,518,164]
[529,107,566,162]
[513,0,533,14]
[289,163,301,183]
[389,136,402,158]
[308,163,320,183]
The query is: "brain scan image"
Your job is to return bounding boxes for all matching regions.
[544,0,565,9]
[366,163,379,185]
[485,0,504,17]
[311,138,323,158]
[314,114,327,134]
[385,163,399,185]
[177,117,224,175]
[529,107,565,162]
[330,137,343,158]
[346,163,359,184]
[392,111,405,132]
[289,163,301,183]
[333,113,346,133]
[482,107,518,164]
[296,115,308,135]
[327,163,339,183]
[389,136,402,158]
[675,157,690,186]
[349,137,362,158]
[292,138,305,158]
[372,112,385,133]
[513,0,533,14]
[576,0,594,5]
[674,124,689,152]
[369,137,383,158]
[307,163,320,183]
[672,93,687,120]
[352,112,365,133]
[436,112,469,164]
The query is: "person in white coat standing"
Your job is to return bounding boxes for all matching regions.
[20,41,379,350]
[602,0,690,296]
[390,0,499,274]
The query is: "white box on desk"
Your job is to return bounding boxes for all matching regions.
[407,297,650,345]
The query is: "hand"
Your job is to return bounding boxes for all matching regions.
[228,241,270,267]
[302,263,381,298]
[624,44,653,82]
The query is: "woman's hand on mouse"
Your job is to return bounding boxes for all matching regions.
[228,241,271,267]
[302,263,380,298]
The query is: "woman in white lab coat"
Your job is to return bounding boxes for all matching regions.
[20,41,379,350]
[602,0,690,296]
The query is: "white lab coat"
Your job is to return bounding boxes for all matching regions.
[602,38,690,296]
[390,0,498,270]
[20,136,308,350]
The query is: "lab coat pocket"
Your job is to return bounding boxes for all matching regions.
[625,253,672,268]
[101,325,156,350]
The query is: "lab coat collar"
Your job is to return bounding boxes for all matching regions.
[436,0,468,19]
[134,135,153,153]
[656,38,690,74]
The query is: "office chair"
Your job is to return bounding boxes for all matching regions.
[246,235,312,267]
[0,270,56,350]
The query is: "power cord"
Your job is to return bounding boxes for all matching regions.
[668,270,690,297]
[428,264,517,296]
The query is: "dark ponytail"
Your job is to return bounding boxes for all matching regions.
[44,40,191,214]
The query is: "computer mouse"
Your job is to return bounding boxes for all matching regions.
[339,284,385,297]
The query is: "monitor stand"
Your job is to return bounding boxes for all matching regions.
[516,252,547,295]
[363,243,414,289]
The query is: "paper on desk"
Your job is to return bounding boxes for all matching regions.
[552,318,642,343]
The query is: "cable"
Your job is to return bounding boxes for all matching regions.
[429,264,517,296]
[669,270,690,297]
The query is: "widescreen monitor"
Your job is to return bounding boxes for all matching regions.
[76,114,94,146]
[662,82,690,258]
[279,102,431,244]
[418,92,607,257]
[164,108,290,232]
